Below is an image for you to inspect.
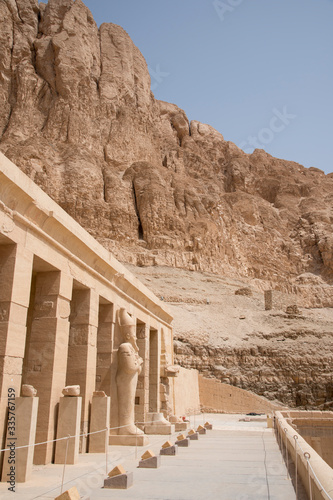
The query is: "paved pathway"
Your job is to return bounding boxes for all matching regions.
[0,414,296,500]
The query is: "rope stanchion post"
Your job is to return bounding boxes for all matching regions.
[278,421,283,462]
[304,452,313,500]
[284,428,289,479]
[273,415,333,500]
[60,435,70,495]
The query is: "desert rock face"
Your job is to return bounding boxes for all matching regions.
[0,0,332,307]
[0,0,332,407]
[130,265,333,409]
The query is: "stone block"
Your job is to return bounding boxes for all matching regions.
[62,385,80,397]
[204,422,213,430]
[21,384,37,397]
[175,422,189,432]
[108,465,126,477]
[175,437,190,447]
[197,425,206,434]
[54,486,80,500]
[161,440,173,448]
[187,431,199,440]
[144,412,175,435]
[141,449,155,460]
[109,435,149,446]
[54,396,82,464]
[89,395,110,453]
[160,444,178,456]
[104,472,133,489]
[144,422,175,435]
[1,397,39,482]
[0,322,27,357]
[138,455,161,468]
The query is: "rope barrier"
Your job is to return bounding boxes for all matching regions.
[275,417,332,500]
[0,417,196,453]
[1,410,204,499]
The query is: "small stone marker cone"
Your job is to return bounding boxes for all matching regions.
[188,429,196,435]
[162,440,173,449]
[197,425,205,431]
[141,449,155,460]
[177,434,186,441]
[108,464,126,477]
[55,486,80,500]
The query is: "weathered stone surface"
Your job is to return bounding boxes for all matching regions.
[104,472,133,489]
[55,486,80,500]
[108,465,126,478]
[138,455,160,469]
[0,0,332,310]
[175,437,190,447]
[161,440,173,449]
[132,265,333,410]
[92,390,106,397]
[1,0,333,413]
[160,444,178,455]
[62,385,80,396]
[21,384,37,397]
[141,449,155,460]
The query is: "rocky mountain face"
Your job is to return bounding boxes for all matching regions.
[0,0,332,408]
[130,265,333,409]
[1,0,333,308]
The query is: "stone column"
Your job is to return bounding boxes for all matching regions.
[149,328,161,414]
[23,270,73,465]
[136,322,149,425]
[67,289,99,452]
[96,303,114,396]
[0,244,33,458]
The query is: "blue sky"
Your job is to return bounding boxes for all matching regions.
[81,0,333,174]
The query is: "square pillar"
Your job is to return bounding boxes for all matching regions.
[54,396,82,465]
[96,303,114,396]
[23,270,73,464]
[67,288,99,452]
[149,328,160,414]
[0,244,33,457]
[89,395,110,453]
[136,322,149,425]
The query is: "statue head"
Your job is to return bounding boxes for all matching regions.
[118,308,139,352]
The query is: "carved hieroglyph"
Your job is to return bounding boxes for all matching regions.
[116,308,144,435]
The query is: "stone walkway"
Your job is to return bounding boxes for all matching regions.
[0,414,296,500]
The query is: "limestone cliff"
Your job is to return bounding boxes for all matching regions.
[0,0,333,309]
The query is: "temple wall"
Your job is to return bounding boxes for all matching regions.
[173,367,200,416]
[276,411,333,500]
[284,411,333,469]
[199,375,284,414]
[0,152,174,466]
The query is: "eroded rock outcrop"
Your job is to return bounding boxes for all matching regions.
[174,338,333,409]
[0,0,332,308]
